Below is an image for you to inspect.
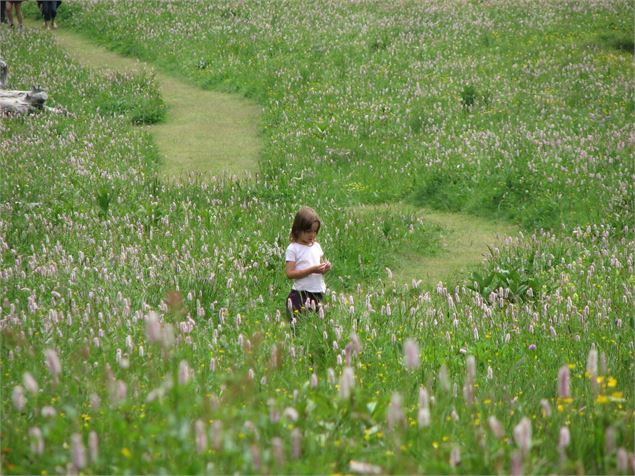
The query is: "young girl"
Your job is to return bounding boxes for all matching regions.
[285,207,331,319]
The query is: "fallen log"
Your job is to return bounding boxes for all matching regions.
[0,87,49,115]
[0,58,64,115]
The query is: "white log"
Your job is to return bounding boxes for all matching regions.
[0,59,63,115]
[0,88,48,115]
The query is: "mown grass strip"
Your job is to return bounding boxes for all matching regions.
[39,22,262,179]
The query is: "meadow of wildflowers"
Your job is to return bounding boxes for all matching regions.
[1,0,634,474]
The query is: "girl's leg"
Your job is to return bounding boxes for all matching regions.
[286,290,304,322]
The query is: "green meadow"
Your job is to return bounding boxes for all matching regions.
[1,0,633,474]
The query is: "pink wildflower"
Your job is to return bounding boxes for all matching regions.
[22,372,39,394]
[387,393,406,430]
[195,419,207,454]
[438,364,450,392]
[272,437,285,466]
[44,348,61,384]
[488,416,505,439]
[586,344,598,378]
[178,360,191,385]
[511,450,523,476]
[145,311,162,343]
[513,417,532,455]
[12,385,26,411]
[449,446,461,468]
[350,460,383,474]
[403,338,420,370]
[559,426,570,449]
[339,367,355,399]
[283,407,299,422]
[71,433,86,470]
[617,448,628,472]
[291,428,301,459]
[540,399,552,417]
[29,427,44,455]
[89,431,99,464]
[557,366,570,398]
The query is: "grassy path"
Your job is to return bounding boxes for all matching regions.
[359,204,518,287]
[399,209,517,287]
[37,23,517,287]
[41,23,262,178]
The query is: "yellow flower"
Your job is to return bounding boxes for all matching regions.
[611,391,624,399]
[607,377,617,388]
[596,395,609,404]
[432,441,439,449]
[121,448,132,458]
[568,363,576,369]
[596,376,605,384]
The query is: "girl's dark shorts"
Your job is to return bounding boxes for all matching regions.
[286,289,323,320]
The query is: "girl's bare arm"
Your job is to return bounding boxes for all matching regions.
[286,261,327,279]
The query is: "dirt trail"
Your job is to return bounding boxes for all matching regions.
[45,25,262,178]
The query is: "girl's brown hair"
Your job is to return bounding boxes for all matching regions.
[290,207,321,242]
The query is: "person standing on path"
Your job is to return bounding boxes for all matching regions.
[38,0,61,29]
[285,207,332,321]
[1,1,7,25]
[6,0,25,28]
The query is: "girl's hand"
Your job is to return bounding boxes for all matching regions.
[315,261,331,274]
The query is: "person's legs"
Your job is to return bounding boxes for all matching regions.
[0,1,6,24]
[14,1,22,27]
[40,1,54,28]
[48,0,58,28]
[286,290,304,321]
[6,2,13,27]
[286,290,324,322]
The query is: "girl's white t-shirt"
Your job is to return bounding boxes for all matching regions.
[285,242,326,293]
